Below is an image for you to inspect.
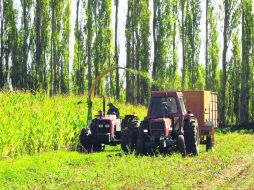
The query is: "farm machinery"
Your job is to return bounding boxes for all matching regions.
[79,67,140,152]
[78,67,217,155]
[79,96,139,152]
[121,91,217,156]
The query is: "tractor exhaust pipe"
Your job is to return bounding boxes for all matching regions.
[103,96,106,117]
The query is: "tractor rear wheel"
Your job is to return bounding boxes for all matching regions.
[121,128,135,154]
[80,128,92,152]
[136,136,145,155]
[177,135,186,156]
[184,119,199,155]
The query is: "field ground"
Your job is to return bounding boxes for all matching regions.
[0,131,254,190]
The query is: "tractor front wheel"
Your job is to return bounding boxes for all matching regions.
[184,119,200,156]
[177,135,186,156]
[80,128,93,152]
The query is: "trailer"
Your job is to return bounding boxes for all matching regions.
[182,91,218,150]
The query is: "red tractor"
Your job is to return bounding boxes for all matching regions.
[80,98,139,152]
[121,91,217,156]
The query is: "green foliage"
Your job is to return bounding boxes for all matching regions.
[73,0,86,95]
[185,0,201,90]
[0,92,146,159]
[227,35,241,124]
[206,2,220,92]
[0,132,254,189]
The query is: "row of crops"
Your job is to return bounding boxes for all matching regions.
[0,91,146,159]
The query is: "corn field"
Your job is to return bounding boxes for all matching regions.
[0,92,146,159]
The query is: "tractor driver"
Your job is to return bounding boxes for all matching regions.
[107,103,120,118]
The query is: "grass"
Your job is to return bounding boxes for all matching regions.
[0,91,146,159]
[1,92,254,189]
[0,131,254,189]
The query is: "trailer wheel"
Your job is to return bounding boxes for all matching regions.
[121,128,135,154]
[184,119,199,155]
[206,135,212,151]
[177,135,186,156]
[80,128,92,152]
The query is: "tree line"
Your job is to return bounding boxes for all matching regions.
[0,0,254,126]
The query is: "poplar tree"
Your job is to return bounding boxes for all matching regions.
[221,0,240,126]
[73,0,85,94]
[240,0,253,124]
[206,1,220,91]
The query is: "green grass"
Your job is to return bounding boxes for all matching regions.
[0,131,254,189]
[0,92,146,159]
[1,92,254,189]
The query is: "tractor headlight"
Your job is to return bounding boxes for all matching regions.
[143,129,148,133]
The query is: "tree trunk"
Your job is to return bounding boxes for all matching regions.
[131,0,135,104]
[181,0,186,90]
[205,0,209,89]
[126,3,131,103]
[135,0,140,104]
[240,0,245,124]
[35,0,42,89]
[221,0,229,126]
[172,1,177,75]
[22,2,28,88]
[86,0,93,94]
[115,0,120,99]
[152,0,157,80]
[50,0,55,96]
[0,0,3,88]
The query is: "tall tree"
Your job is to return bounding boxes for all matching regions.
[0,0,3,88]
[181,0,187,89]
[228,35,241,125]
[125,0,134,103]
[115,0,120,99]
[152,0,173,90]
[92,0,113,97]
[221,0,240,126]
[3,0,18,90]
[139,0,150,104]
[34,0,50,90]
[60,1,70,93]
[206,1,220,91]
[86,0,94,92]
[50,0,65,95]
[185,0,201,89]
[21,0,33,88]
[240,0,253,124]
[126,0,150,104]
[73,0,85,94]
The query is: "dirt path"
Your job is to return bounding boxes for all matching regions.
[196,153,254,190]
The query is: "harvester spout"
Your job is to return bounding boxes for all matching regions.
[103,96,106,117]
[87,100,93,128]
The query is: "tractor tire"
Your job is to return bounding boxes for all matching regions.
[80,128,92,152]
[184,119,199,156]
[121,128,135,154]
[177,135,186,156]
[206,135,212,151]
[139,119,148,130]
[136,136,145,155]
[93,142,103,152]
